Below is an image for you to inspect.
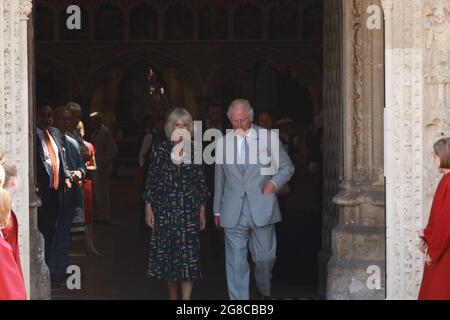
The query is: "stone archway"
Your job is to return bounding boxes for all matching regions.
[206,47,321,104]
[83,49,204,105]
[2,0,448,300]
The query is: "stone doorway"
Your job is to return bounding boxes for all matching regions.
[25,0,388,300]
[14,0,414,299]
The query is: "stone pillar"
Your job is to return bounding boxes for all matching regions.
[383,0,450,300]
[28,1,51,300]
[319,0,344,298]
[326,0,386,300]
[0,0,33,297]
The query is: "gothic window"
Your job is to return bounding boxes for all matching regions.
[117,63,169,123]
[130,4,158,40]
[234,4,262,40]
[95,3,124,41]
[164,3,193,40]
[199,4,228,40]
[303,0,323,39]
[36,4,54,41]
[269,3,298,39]
[60,6,89,41]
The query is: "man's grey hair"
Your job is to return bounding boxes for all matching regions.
[66,101,82,114]
[227,99,254,121]
[165,108,194,140]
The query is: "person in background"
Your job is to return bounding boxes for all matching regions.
[203,103,227,259]
[136,115,155,231]
[275,118,298,194]
[138,115,154,173]
[306,111,324,203]
[35,104,71,265]
[49,106,86,287]
[66,102,90,162]
[205,103,227,133]
[90,112,118,224]
[418,137,450,300]
[257,112,274,130]
[0,188,27,300]
[144,108,209,300]
[77,121,101,256]
[1,157,23,280]
[151,114,166,148]
[66,102,87,235]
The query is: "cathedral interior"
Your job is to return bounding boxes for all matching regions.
[34,0,325,299]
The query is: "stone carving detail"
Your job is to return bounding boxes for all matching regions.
[351,0,366,182]
[382,0,447,300]
[424,0,450,210]
[20,0,33,20]
[0,0,32,296]
[320,0,343,297]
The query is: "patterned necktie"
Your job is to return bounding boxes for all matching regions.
[43,130,59,190]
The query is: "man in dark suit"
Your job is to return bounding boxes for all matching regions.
[49,106,86,285]
[36,105,71,265]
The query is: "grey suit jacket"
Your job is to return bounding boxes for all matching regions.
[213,124,295,228]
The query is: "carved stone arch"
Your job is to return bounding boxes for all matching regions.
[206,48,321,98]
[83,49,203,103]
[35,54,80,104]
[233,2,263,39]
[129,2,158,40]
[94,2,124,41]
[164,2,194,40]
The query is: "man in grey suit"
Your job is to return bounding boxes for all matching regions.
[213,99,295,300]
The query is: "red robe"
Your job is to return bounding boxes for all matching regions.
[2,210,23,280]
[419,173,450,300]
[0,232,27,300]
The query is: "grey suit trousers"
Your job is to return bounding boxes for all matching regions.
[224,196,277,300]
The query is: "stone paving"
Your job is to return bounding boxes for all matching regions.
[51,167,321,300]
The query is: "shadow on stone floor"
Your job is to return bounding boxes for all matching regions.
[52,169,322,300]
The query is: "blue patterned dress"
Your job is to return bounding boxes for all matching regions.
[143,140,209,281]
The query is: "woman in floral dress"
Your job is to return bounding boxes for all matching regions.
[144,108,209,300]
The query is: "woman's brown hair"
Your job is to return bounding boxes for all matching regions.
[434,137,450,169]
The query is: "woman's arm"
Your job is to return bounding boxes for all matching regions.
[145,203,155,229]
[427,186,450,263]
[199,205,206,231]
[87,153,97,172]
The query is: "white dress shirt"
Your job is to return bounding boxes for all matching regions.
[36,127,60,189]
[214,128,277,217]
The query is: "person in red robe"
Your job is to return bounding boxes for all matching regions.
[0,188,26,300]
[418,137,450,300]
[1,159,23,279]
